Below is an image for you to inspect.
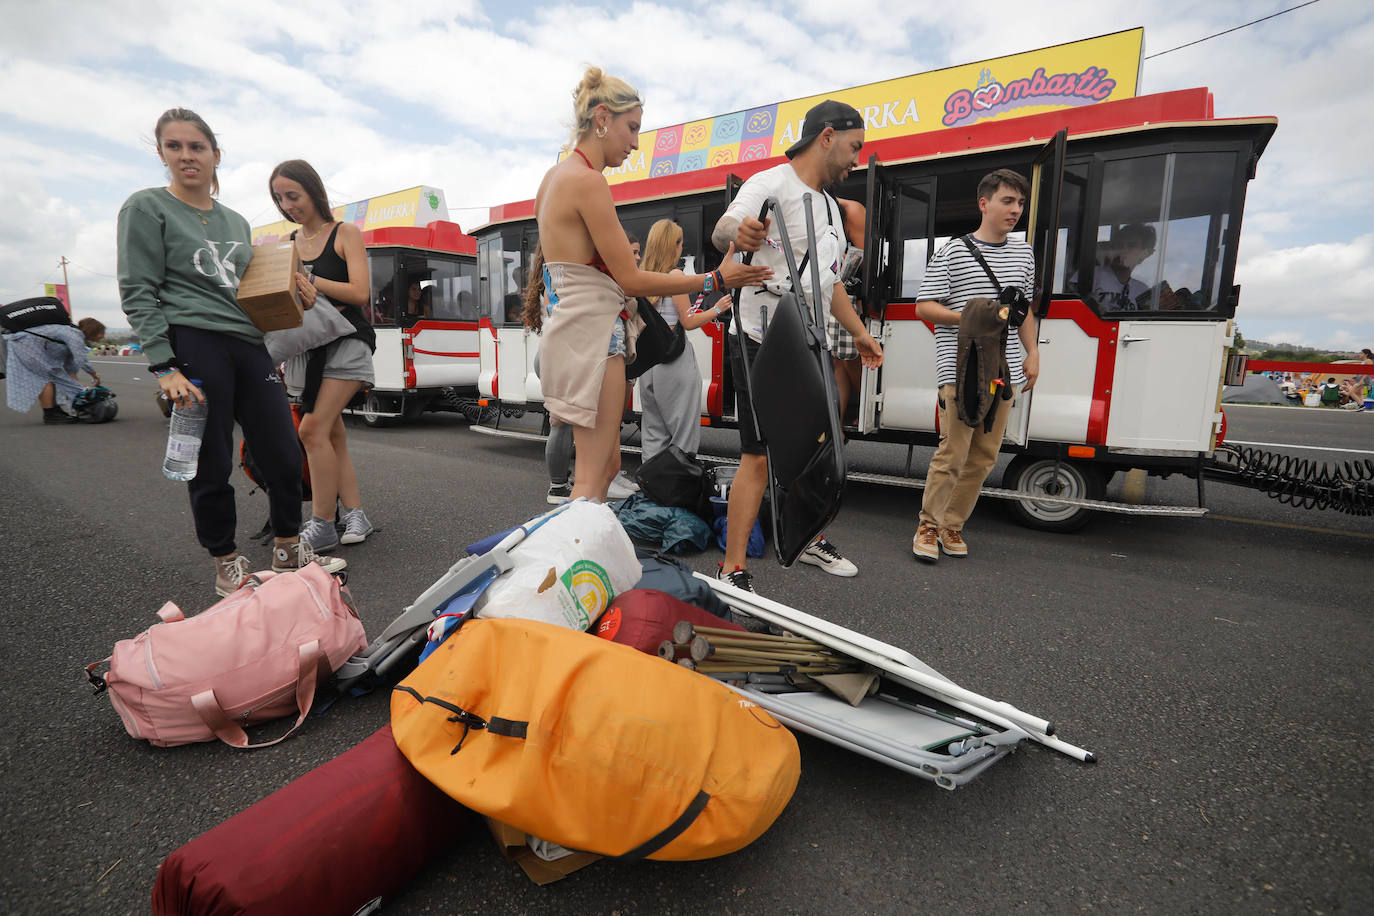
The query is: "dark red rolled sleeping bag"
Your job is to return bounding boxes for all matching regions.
[593,588,747,655]
[152,725,467,915]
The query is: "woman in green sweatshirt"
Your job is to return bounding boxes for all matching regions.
[117,108,345,597]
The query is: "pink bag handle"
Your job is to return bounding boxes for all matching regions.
[156,603,185,623]
[189,641,330,749]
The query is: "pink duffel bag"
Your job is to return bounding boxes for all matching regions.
[85,564,367,748]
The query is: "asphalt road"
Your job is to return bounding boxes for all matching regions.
[1,358,1370,915]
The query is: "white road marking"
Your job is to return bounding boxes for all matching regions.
[1224,439,1374,457]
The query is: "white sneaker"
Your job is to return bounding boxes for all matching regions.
[606,472,640,500]
[798,537,858,577]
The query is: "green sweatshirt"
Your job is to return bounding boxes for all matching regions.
[117,187,261,367]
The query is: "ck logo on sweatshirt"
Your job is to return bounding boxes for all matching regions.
[193,240,244,290]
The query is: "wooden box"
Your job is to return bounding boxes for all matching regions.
[237,241,303,331]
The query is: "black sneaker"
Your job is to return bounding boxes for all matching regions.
[43,408,79,424]
[716,564,755,593]
[546,482,572,505]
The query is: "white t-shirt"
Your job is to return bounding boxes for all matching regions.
[722,163,844,343]
[918,235,1035,388]
[1087,264,1150,310]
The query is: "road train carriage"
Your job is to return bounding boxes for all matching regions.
[352,221,480,426]
[472,88,1287,529]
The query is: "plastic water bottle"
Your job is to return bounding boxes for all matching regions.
[162,380,208,481]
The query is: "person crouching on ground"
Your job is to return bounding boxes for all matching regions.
[912,169,1038,563]
[3,314,105,423]
[117,107,346,598]
[533,66,770,501]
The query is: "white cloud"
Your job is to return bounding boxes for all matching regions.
[1234,233,1374,349]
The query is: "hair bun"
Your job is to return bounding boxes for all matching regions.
[577,66,605,97]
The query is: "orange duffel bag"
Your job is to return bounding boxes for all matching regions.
[391,617,799,861]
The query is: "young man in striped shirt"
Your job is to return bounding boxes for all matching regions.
[913,169,1039,561]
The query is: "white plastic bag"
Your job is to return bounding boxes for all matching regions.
[477,501,640,631]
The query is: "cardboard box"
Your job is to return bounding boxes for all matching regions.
[484,817,600,885]
[237,241,303,331]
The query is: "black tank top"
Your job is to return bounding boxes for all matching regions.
[301,223,350,283]
[294,223,375,351]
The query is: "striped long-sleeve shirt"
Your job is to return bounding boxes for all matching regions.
[917,236,1035,387]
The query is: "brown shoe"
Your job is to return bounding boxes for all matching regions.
[272,538,347,575]
[912,523,939,562]
[938,528,968,558]
[214,554,252,597]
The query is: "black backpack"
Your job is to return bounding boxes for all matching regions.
[1,297,71,333]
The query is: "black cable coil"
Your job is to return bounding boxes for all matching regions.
[1210,444,1374,516]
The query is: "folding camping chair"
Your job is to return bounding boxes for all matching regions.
[729,196,847,567]
[701,574,1096,789]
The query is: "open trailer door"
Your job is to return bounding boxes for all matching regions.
[1003,128,1066,447]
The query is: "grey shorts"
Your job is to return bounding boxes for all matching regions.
[284,337,375,394]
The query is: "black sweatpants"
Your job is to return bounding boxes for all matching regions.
[171,326,302,556]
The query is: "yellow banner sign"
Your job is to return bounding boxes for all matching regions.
[252,186,450,243]
[592,28,1142,185]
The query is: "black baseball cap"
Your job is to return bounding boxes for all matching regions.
[785,100,864,159]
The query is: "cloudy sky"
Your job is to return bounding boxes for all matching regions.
[1,0,1369,350]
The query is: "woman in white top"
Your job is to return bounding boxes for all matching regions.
[637,219,733,459]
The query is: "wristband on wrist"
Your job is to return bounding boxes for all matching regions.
[153,367,177,379]
[701,272,715,294]
[712,270,724,292]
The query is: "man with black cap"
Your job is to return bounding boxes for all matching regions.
[709,99,883,593]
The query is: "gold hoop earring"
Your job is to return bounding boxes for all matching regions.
[595,125,608,139]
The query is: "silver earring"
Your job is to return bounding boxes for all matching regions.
[595,125,607,139]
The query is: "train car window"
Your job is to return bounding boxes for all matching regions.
[1159,151,1237,312]
[675,208,702,274]
[365,251,397,325]
[1085,150,1239,316]
[895,182,933,298]
[476,231,524,325]
[1051,162,1090,295]
[415,256,478,322]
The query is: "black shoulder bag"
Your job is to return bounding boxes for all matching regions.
[625,297,686,380]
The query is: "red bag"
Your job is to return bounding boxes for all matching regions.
[240,402,312,501]
[152,725,468,916]
[594,588,746,655]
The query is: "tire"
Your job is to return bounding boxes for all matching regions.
[1002,456,1105,533]
[360,391,395,428]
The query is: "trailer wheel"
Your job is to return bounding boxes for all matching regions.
[360,391,395,428]
[1003,457,1104,533]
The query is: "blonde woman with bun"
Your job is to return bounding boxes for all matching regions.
[534,66,772,501]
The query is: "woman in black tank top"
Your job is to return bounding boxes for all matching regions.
[269,159,377,550]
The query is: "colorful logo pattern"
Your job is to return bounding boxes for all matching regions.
[639,105,779,180]
[942,66,1117,128]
